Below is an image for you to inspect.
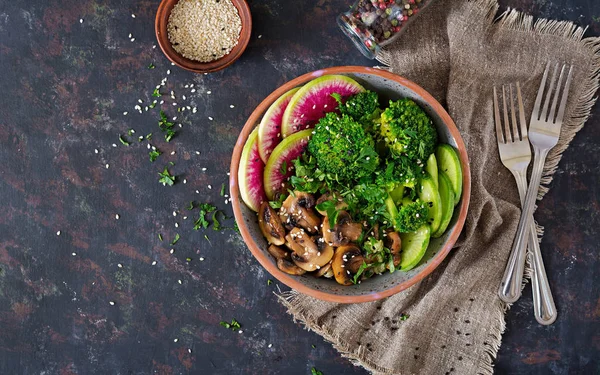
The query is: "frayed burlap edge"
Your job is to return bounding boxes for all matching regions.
[280,0,600,373]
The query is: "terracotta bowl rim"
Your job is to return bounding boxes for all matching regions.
[229,66,471,303]
[155,0,252,73]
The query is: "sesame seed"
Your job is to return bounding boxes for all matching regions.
[130,38,135,42]
[207,90,212,94]
[72,252,77,256]
[188,349,192,353]
[183,216,187,220]
[94,149,99,154]
[115,214,120,220]
[199,257,205,261]
[112,143,117,148]
[170,249,174,254]
[238,330,243,334]
[178,280,182,285]
[109,301,115,305]
[258,35,262,38]
[152,261,157,266]
[105,164,110,169]
[208,117,213,121]
[175,223,179,228]
[131,14,135,18]
[202,167,207,171]
[208,185,212,189]
[167,70,171,75]
[230,104,235,108]
[56,231,61,236]
[80,18,83,23]
[183,179,187,184]
[191,89,196,93]
[128,33,132,38]
[268,344,272,348]
[173,211,177,217]
[195,151,200,155]
[117,263,122,268]
[174,338,178,342]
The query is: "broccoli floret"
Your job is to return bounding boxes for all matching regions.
[393,199,429,233]
[378,98,438,162]
[333,91,381,126]
[307,112,379,184]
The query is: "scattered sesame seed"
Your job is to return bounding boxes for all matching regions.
[56,231,61,236]
[178,279,182,285]
[153,45,156,49]
[105,164,110,169]
[238,330,243,334]
[128,33,132,38]
[202,167,207,171]
[175,223,179,228]
[230,104,235,108]
[183,216,187,220]
[80,18,84,23]
[191,89,196,93]
[173,211,177,217]
[207,90,212,94]
[208,117,213,121]
[226,172,230,176]
[170,151,176,155]
[152,261,157,266]
[131,14,136,18]
[183,179,187,184]
[94,149,99,154]
[130,38,135,42]
[207,185,212,189]
[199,257,205,261]
[170,249,174,254]
[109,301,115,305]
[258,34,262,38]
[115,214,120,220]
[195,190,199,194]
[174,338,178,342]
[117,263,122,268]
[112,143,117,148]
[188,349,192,353]
[195,151,200,155]
[72,252,77,256]
[268,344,272,348]
[167,70,171,75]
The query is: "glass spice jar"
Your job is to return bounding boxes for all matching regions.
[338,0,431,59]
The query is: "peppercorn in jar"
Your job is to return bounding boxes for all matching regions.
[338,0,430,59]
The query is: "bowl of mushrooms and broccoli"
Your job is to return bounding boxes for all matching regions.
[230,66,470,303]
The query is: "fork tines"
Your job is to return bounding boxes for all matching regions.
[493,82,528,144]
[532,62,574,126]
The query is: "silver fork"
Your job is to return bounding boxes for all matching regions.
[493,82,557,325]
[498,63,574,309]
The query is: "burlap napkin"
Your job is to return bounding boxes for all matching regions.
[279,0,600,373]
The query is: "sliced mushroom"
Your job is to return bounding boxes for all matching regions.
[292,238,335,272]
[314,261,333,278]
[322,211,363,246]
[277,258,306,275]
[331,245,365,286]
[280,193,321,233]
[383,230,402,269]
[267,244,290,260]
[258,202,285,245]
[315,193,348,215]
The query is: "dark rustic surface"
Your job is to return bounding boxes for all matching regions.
[0,0,598,374]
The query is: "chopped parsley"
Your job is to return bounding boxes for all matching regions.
[220,183,226,197]
[315,200,339,226]
[146,133,153,140]
[119,135,130,146]
[148,63,155,69]
[352,262,369,284]
[152,88,161,97]
[311,368,323,375]
[187,201,195,210]
[219,318,241,331]
[193,203,217,230]
[149,101,156,109]
[186,257,192,262]
[165,128,176,142]
[171,233,180,245]
[127,129,135,136]
[400,313,409,321]
[212,210,223,231]
[158,233,163,241]
[158,166,175,186]
[267,279,273,286]
[204,234,210,242]
[149,150,161,162]
[311,344,316,349]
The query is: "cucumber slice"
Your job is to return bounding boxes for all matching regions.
[419,176,442,234]
[425,153,438,188]
[435,144,462,206]
[400,225,431,271]
[432,173,455,238]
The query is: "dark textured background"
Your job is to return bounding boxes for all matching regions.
[0,0,598,374]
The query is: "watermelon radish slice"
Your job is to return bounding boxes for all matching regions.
[264,129,313,200]
[238,128,267,212]
[257,87,300,163]
[281,75,364,138]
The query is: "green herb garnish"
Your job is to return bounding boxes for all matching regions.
[220,183,226,197]
[149,150,161,162]
[315,200,339,226]
[146,133,153,140]
[267,279,272,285]
[352,262,369,284]
[171,233,180,245]
[165,129,176,142]
[158,233,163,241]
[158,166,175,186]
[193,203,217,230]
[187,201,195,210]
[400,313,409,321]
[148,63,155,69]
[152,88,161,97]
[280,160,287,175]
[311,368,323,375]
[119,135,130,146]
[219,318,241,331]
[127,129,135,136]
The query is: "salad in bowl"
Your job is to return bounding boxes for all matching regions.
[231,67,469,302]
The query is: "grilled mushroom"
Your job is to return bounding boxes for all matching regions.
[384,230,402,268]
[277,258,306,275]
[267,244,290,260]
[322,211,363,246]
[279,192,321,233]
[285,228,334,272]
[258,202,285,245]
[315,193,348,215]
[331,245,366,286]
[314,261,334,278]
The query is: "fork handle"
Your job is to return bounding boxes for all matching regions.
[511,171,557,324]
[499,147,549,303]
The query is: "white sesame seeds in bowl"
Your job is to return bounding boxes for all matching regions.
[155,0,252,73]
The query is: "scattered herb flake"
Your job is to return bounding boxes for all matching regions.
[146,133,153,140]
[187,201,195,210]
[311,368,323,375]
[280,160,287,175]
[158,233,163,241]
[400,313,409,321]
[165,129,176,142]
[149,150,161,162]
[311,344,316,349]
[152,88,161,97]
[219,318,241,331]
[171,233,180,245]
[220,183,226,197]
[158,166,175,186]
[267,279,273,286]
[186,257,192,262]
[127,129,135,136]
[204,234,210,242]
[119,135,130,146]
[148,63,155,69]
[352,262,369,284]
[212,210,224,231]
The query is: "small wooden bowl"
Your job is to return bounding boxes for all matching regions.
[155,0,252,73]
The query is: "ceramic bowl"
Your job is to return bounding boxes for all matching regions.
[230,66,470,303]
[155,0,252,73]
